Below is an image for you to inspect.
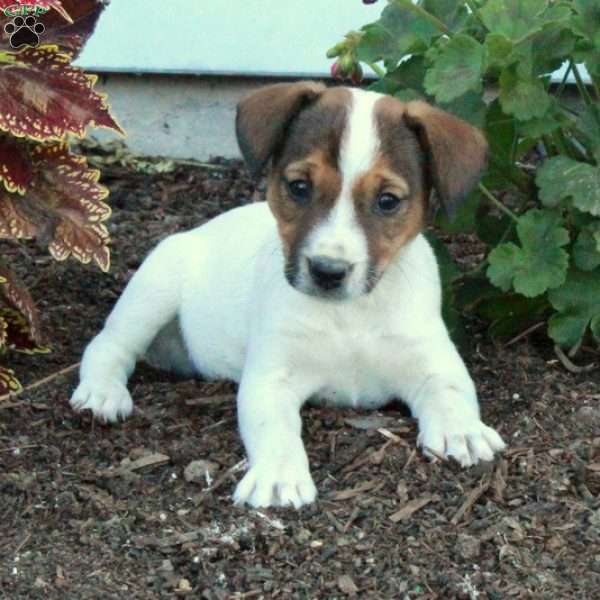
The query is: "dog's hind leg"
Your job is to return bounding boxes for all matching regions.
[71,234,190,422]
[144,317,196,377]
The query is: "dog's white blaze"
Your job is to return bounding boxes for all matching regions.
[302,89,381,295]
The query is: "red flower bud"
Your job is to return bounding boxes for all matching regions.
[330,61,341,79]
[350,64,364,85]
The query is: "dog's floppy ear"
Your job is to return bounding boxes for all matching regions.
[236,81,326,177]
[403,101,488,215]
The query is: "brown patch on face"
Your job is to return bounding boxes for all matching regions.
[343,95,427,278]
[353,153,426,277]
[267,149,341,262]
[265,88,351,276]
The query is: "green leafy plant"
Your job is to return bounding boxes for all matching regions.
[330,0,600,356]
[0,0,122,393]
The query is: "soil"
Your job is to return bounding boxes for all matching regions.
[1,155,599,600]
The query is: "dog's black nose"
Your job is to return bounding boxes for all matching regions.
[308,256,351,291]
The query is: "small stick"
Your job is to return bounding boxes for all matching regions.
[193,458,247,505]
[554,345,595,374]
[0,362,80,405]
[506,322,545,347]
[14,532,31,555]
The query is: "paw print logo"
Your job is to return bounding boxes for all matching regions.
[4,15,45,49]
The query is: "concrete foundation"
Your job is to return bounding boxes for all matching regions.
[92,74,286,161]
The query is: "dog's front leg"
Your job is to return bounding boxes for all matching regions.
[233,367,317,509]
[71,235,186,422]
[399,337,506,467]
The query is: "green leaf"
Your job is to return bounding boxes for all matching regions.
[434,189,480,234]
[441,91,486,128]
[572,0,600,47]
[371,55,428,96]
[573,227,600,271]
[357,2,438,65]
[576,105,600,160]
[476,210,515,247]
[536,156,600,216]
[478,293,549,339]
[487,209,569,297]
[479,0,570,42]
[499,67,551,120]
[548,268,600,347]
[424,35,485,103]
[485,33,515,71]
[422,0,469,31]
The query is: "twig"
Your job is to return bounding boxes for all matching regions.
[14,532,31,555]
[505,322,545,347]
[0,362,80,405]
[554,345,595,374]
[193,458,247,506]
[451,478,490,525]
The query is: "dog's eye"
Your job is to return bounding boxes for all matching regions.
[286,179,312,205]
[374,192,404,216]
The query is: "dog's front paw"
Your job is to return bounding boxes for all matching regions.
[233,456,317,509]
[70,379,133,423]
[417,414,505,467]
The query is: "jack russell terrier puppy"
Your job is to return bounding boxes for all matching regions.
[71,82,506,508]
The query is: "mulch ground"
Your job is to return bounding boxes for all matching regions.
[1,154,599,600]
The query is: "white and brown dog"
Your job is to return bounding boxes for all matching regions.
[71,82,505,508]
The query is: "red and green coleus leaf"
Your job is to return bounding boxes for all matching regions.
[0,135,32,193]
[0,260,42,342]
[0,141,111,271]
[0,307,49,353]
[28,0,107,58]
[0,366,22,396]
[0,45,123,142]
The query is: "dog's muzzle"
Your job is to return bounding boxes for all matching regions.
[307,255,353,292]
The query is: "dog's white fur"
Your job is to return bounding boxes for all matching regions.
[71,88,505,508]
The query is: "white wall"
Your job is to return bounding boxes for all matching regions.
[76,0,377,76]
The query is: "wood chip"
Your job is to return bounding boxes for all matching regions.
[451,478,490,525]
[338,574,358,596]
[184,394,235,407]
[344,415,400,430]
[125,452,170,471]
[330,480,381,501]
[389,494,440,523]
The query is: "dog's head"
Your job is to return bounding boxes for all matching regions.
[236,82,487,300]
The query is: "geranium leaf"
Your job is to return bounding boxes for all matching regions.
[479,0,569,41]
[573,225,600,271]
[0,136,32,194]
[0,365,22,396]
[0,261,41,342]
[548,268,600,347]
[487,209,569,297]
[424,35,485,103]
[536,155,600,216]
[0,142,111,271]
[357,1,438,65]
[572,0,600,47]
[422,0,469,31]
[499,67,551,120]
[0,45,123,141]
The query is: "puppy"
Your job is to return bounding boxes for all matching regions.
[71,82,506,508]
